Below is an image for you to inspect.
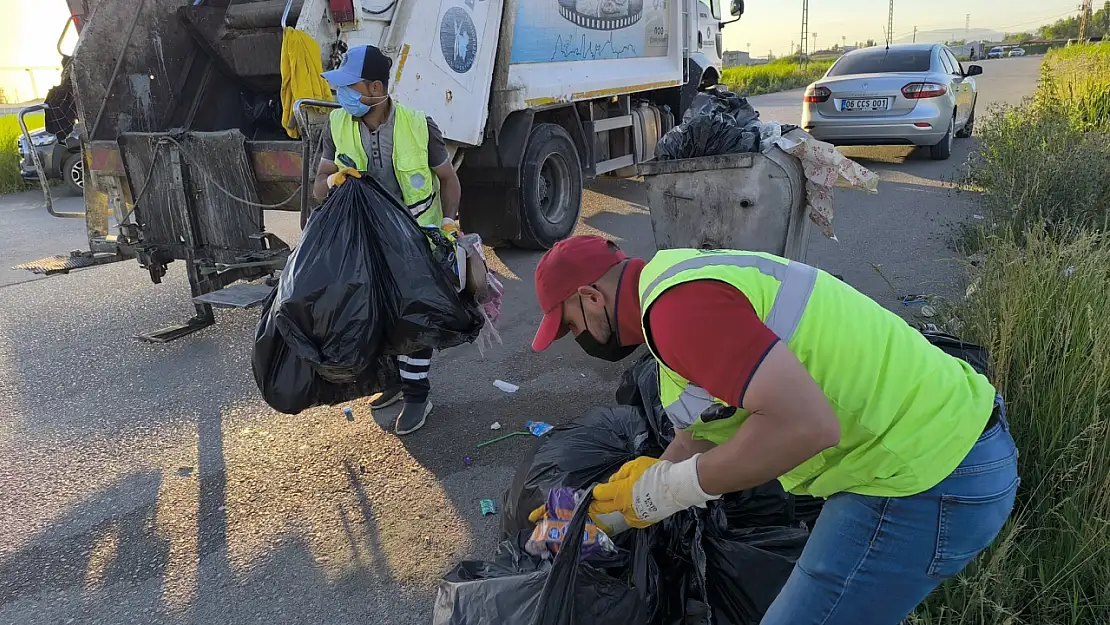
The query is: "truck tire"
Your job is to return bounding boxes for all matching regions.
[514,123,583,250]
[63,152,84,195]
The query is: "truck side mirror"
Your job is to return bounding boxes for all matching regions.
[730,0,744,17]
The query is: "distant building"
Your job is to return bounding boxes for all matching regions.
[722,50,751,68]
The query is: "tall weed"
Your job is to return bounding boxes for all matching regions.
[912,227,1110,625]
[0,113,44,194]
[721,58,834,96]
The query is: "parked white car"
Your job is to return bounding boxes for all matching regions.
[801,44,981,160]
[1008,47,1026,57]
[987,46,1005,59]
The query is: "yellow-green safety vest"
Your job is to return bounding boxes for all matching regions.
[329,103,443,227]
[638,249,997,499]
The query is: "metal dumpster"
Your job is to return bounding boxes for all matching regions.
[638,148,811,262]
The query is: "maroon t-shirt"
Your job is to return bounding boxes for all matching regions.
[615,261,779,409]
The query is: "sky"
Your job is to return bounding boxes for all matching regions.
[0,0,73,104]
[0,0,1089,103]
[720,0,1087,57]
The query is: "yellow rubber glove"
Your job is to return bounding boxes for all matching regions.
[588,457,661,529]
[326,166,361,188]
[590,455,720,528]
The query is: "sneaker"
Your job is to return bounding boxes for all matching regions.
[395,400,433,435]
[370,387,403,410]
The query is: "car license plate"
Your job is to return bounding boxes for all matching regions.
[841,98,889,112]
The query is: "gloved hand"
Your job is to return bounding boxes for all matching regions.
[326,166,361,188]
[590,455,720,528]
[441,217,461,234]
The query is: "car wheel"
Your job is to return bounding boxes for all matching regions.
[513,123,583,250]
[956,103,976,138]
[930,116,954,161]
[63,152,84,195]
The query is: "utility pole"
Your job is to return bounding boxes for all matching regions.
[800,0,810,67]
[1079,0,1092,40]
[887,0,895,47]
[812,32,818,54]
[913,26,917,43]
[842,35,846,50]
[965,14,970,38]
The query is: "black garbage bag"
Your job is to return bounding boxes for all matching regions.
[656,88,763,161]
[433,490,652,625]
[251,291,400,414]
[501,406,663,538]
[680,506,810,625]
[252,175,483,413]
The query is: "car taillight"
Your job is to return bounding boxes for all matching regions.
[902,82,948,99]
[804,86,831,103]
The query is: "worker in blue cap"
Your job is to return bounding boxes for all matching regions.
[314,44,462,435]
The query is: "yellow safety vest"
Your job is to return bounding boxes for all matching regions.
[639,248,997,499]
[329,103,443,227]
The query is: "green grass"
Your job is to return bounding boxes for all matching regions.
[963,44,1110,244]
[1038,43,1110,132]
[912,43,1110,625]
[720,58,835,96]
[910,228,1110,625]
[0,112,44,194]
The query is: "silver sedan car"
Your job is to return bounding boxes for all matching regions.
[801,43,983,160]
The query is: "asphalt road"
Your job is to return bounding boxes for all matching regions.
[0,55,1041,625]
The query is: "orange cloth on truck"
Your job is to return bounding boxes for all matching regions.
[280,27,333,139]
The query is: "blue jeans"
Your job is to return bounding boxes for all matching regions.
[760,397,1020,625]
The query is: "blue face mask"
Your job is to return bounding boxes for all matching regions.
[337,86,371,117]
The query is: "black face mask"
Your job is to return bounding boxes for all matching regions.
[575,297,638,362]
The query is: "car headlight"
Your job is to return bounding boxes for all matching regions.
[30,134,57,147]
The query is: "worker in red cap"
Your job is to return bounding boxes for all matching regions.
[530,235,1018,625]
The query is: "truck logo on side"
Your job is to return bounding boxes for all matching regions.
[440,6,478,74]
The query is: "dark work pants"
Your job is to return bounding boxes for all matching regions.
[397,349,433,403]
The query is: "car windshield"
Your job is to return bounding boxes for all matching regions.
[827,49,933,76]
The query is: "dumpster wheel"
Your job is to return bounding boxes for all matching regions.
[514,123,582,250]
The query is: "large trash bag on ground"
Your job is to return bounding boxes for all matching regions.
[433,490,652,625]
[501,406,664,538]
[497,399,812,624]
[252,175,483,413]
[656,87,764,161]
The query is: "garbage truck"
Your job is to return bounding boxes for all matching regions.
[18,0,744,342]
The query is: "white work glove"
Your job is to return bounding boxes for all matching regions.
[590,455,720,530]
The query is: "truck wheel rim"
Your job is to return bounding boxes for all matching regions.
[538,154,570,226]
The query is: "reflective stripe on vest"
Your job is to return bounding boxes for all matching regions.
[640,254,819,428]
[328,104,443,227]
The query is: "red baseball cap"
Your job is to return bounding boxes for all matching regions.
[532,235,627,352]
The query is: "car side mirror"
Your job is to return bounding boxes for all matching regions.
[965,64,983,77]
[730,0,744,17]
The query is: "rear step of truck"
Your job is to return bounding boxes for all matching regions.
[14,251,127,275]
[192,283,274,309]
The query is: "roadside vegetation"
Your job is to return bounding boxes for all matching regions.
[721,57,834,96]
[911,43,1110,625]
[0,112,44,194]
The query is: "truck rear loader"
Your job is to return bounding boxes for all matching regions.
[19,0,744,341]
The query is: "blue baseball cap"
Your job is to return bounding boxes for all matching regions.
[322,45,393,88]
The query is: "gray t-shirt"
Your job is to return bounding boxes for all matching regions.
[321,103,450,202]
